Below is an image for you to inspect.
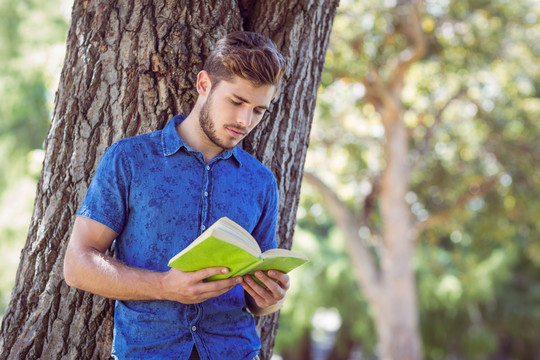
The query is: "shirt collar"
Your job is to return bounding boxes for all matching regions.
[161,115,242,166]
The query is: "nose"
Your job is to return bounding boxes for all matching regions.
[237,107,253,127]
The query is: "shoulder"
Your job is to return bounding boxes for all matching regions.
[105,129,163,160]
[235,147,277,184]
[114,129,162,150]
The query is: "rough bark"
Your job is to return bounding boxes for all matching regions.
[0,1,338,359]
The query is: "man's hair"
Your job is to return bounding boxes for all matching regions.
[204,31,286,87]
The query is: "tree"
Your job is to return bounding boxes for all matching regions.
[304,0,426,358]
[0,0,67,198]
[301,0,540,359]
[0,1,339,359]
[0,0,69,315]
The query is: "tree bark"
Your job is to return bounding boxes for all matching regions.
[0,1,338,359]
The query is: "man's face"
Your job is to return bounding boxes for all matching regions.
[199,76,276,150]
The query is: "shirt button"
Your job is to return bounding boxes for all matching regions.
[206,165,210,171]
[192,326,197,331]
[204,192,208,197]
[201,225,206,231]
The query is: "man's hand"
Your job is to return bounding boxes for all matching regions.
[161,267,243,304]
[241,270,289,316]
[64,216,243,303]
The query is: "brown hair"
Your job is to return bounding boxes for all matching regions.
[204,31,286,88]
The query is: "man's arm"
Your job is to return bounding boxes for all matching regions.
[63,216,242,304]
[241,270,289,316]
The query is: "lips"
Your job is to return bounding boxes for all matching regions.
[226,126,247,138]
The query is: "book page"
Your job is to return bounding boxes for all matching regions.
[261,248,308,260]
[213,218,262,255]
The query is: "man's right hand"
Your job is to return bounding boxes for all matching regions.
[160,267,243,304]
[64,216,241,303]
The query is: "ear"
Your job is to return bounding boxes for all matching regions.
[196,71,212,96]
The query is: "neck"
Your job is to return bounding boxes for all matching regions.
[177,106,222,163]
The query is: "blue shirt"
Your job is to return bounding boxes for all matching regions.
[77,115,279,360]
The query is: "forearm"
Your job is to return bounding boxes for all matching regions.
[64,246,166,301]
[64,217,243,304]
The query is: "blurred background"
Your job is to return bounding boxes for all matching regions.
[0,0,538,359]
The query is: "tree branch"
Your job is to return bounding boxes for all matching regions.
[415,174,501,232]
[362,66,399,128]
[359,175,382,234]
[302,172,358,231]
[416,86,467,156]
[389,0,427,94]
[303,171,383,296]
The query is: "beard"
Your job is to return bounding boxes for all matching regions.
[199,94,247,151]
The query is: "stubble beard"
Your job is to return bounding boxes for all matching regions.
[199,95,247,151]
[199,95,234,150]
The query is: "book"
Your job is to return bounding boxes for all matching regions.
[168,217,308,281]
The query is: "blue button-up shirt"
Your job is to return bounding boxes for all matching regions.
[77,115,279,360]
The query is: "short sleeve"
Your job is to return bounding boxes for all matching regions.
[77,141,131,234]
[251,175,279,252]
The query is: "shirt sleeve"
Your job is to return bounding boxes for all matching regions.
[251,175,279,252]
[77,141,131,234]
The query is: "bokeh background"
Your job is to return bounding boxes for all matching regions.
[1,0,539,359]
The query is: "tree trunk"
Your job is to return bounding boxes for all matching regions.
[0,1,338,359]
[303,0,425,358]
[374,113,422,360]
[304,113,423,360]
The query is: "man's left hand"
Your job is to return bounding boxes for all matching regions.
[242,270,289,316]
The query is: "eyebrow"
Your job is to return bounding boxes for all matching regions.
[232,93,269,110]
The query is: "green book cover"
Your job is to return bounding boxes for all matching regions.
[168,217,308,281]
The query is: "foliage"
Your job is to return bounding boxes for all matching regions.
[277,0,540,359]
[0,0,69,315]
[1,0,539,358]
[274,186,376,359]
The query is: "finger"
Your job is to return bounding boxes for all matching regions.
[253,271,285,296]
[241,278,268,306]
[267,270,290,290]
[191,267,230,282]
[197,276,243,298]
[242,273,279,304]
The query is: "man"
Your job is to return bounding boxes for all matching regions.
[63,31,288,360]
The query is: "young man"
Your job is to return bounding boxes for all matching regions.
[63,31,288,360]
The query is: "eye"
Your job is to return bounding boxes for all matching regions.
[231,99,242,106]
[254,108,265,116]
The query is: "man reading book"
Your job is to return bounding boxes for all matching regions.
[63,31,288,360]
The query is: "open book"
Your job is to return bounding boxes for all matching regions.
[168,217,308,281]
